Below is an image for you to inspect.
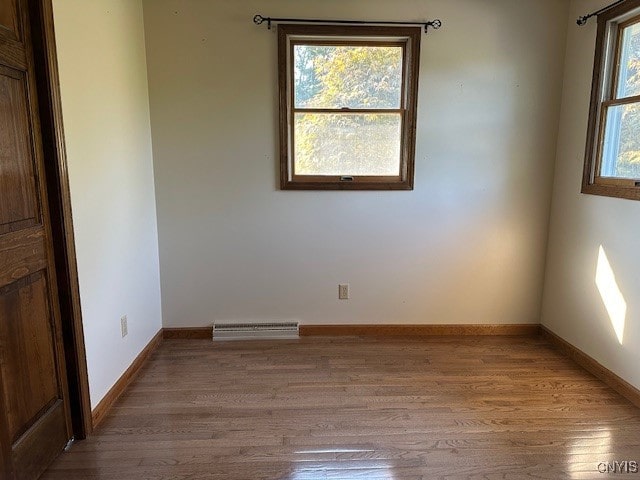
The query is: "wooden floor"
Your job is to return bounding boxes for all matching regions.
[42,336,640,480]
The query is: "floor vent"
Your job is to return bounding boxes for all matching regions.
[212,322,299,341]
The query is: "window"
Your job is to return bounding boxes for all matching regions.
[278,25,421,190]
[583,2,640,200]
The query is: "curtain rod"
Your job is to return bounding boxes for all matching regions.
[253,15,442,33]
[577,0,627,25]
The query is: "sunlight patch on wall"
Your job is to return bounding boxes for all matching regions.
[595,246,626,344]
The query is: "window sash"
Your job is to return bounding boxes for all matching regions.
[290,40,407,112]
[289,41,407,180]
[610,16,640,102]
[291,110,405,178]
[594,99,640,185]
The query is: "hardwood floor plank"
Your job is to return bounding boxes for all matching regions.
[42,336,640,479]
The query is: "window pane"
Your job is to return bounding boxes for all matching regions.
[601,102,640,178]
[294,45,403,109]
[616,21,640,98]
[294,113,401,176]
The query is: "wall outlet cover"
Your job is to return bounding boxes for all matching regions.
[120,315,128,337]
[339,284,349,300]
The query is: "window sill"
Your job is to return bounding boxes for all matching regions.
[581,182,640,201]
[281,180,414,191]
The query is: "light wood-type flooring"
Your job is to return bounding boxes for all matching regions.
[42,336,640,480]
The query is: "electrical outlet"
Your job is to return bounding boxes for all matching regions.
[120,315,128,338]
[338,284,349,300]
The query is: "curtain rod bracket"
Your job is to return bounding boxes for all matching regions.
[253,14,442,34]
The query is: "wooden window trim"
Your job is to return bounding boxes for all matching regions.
[582,0,640,200]
[278,24,421,191]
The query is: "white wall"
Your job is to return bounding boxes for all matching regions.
[541,0,640,389]
[143,0,569,328]
[53,0,163,408]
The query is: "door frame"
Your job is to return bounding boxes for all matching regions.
[26,0,92,439]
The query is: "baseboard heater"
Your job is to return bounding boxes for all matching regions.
[212,322,299,340]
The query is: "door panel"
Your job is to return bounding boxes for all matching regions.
[0,1,72,478]
[0,227,46,288]
[0,66,39,233]
[12,401,67,480]
[0,272,59,442]
[0,0,18,40]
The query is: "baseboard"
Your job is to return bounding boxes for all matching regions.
[162,324,539,338]
[299,324,541,336]
[541,326,640,408]
[91,329,163,429]
[163,327,212,339]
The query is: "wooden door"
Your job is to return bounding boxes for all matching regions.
[0,1,73,479]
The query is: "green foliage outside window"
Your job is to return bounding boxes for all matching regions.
[293,45,404,176]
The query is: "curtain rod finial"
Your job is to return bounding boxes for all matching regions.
[577,15,589,26]
[425,19,442,33]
